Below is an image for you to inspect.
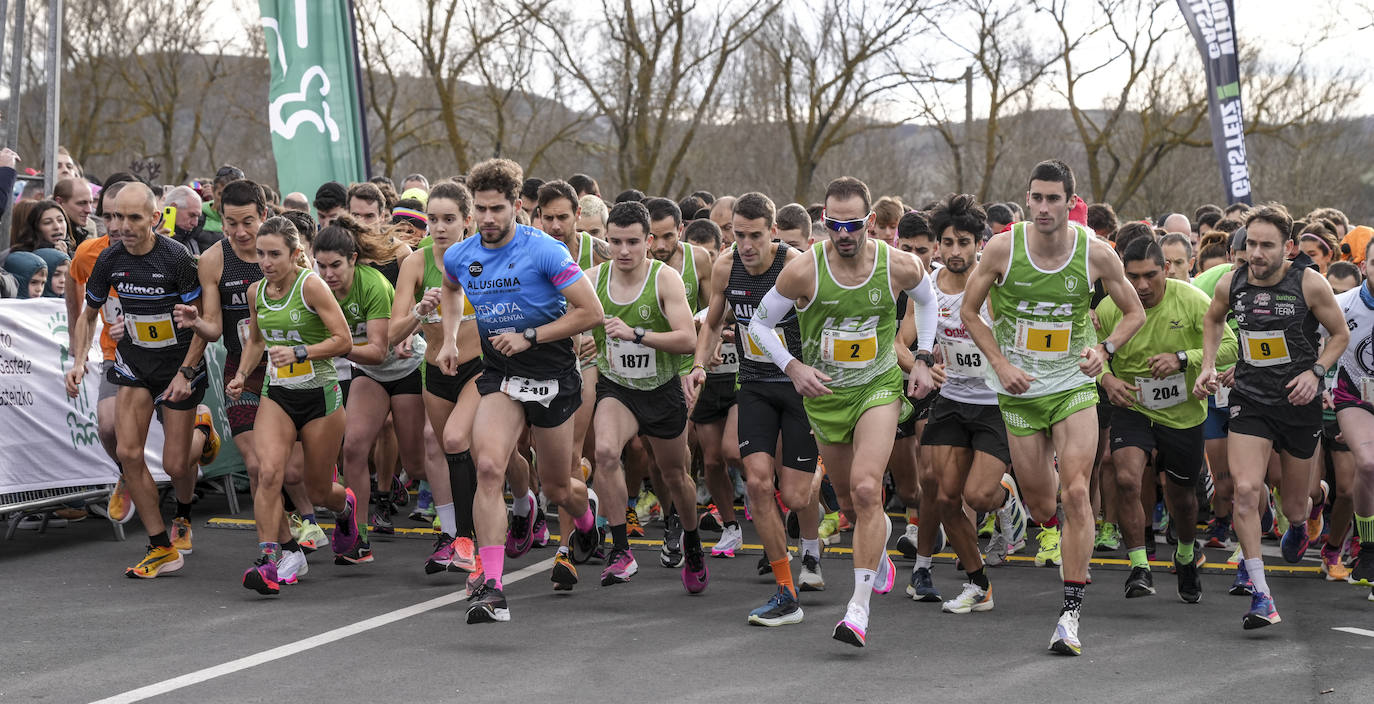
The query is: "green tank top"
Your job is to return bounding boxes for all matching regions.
[678,241,700,374]
[578,232,595,271]
[256,268,338,390]
[796,240,898,389]
[419,245,475,322]
[988,222,1095,397]
[340,263,424,382]
[594,259,679,390]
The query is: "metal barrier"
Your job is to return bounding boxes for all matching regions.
[1,484,120,539]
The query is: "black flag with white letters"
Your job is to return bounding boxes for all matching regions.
[1177,0,1253,205]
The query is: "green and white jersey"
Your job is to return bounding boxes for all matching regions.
[987,222,1096,397]
[256,268,338,391]
[594,260,679,390]
[795,240,898,389]
[577,232,595,271]
[339,263,424,382]
[677,241,700,374]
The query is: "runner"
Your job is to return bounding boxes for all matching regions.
[1097,237,1236,604]
[434,158,604,623]
[747,176,936,647]
[228,216,356,595]
[916,194,1026,614]
[64,182,208,578]
[960,160,1145,655]
[588,200,709,591]
[1196,204,1348,628]
[684,192,819,627]
[1332,242,1374,599]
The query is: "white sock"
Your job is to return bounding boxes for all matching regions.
[513,491,534,518]
[801,538,820,560]
[557,545,570,556]
[436,503,456,536]
[915,555,933,571]
[851,568,876,613]
[1245,557,1270,595]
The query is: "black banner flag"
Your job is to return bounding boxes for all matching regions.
[1177,0,1253,205]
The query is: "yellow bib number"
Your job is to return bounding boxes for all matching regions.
[1014,318,1071,359]
[125,313,176,349]
[821,328,878,368]
[270,358,315,384]
[743,328,786,363]
[1239,329,1290,367]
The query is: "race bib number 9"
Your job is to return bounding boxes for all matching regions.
[1014,318,1071,359]
[821,328,877,368]
[125,313,176,349]
[269,359,315,384]
[1136,373,1186,411]
[608,338,656,379]
[501,375,559,407]
[743,328,787,363]
[1239,330,1291,367]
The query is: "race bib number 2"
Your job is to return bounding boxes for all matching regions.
[821,329,877,368]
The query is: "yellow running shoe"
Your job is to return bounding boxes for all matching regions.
[194,405,221,466]
[626,506,645,538]
[107,478,135,524]
[1035,526,1062,567]
[818,511,841,546]
[170,517,194,555]
[125,544,184,578]
[296,517,328,553]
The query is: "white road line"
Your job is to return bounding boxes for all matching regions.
[90,557,556,704]
[1332,626,1374,638]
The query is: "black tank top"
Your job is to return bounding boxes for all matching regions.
[367,259,401,286]
[220,243,264,357]
[728,243,802,384]
[1230,254,1320,406]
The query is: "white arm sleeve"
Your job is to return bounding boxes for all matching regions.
[749,287,797,372]
[905,273,938,353]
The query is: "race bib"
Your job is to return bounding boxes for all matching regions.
[501,375,559,407]
[1136,373,1187,411]
[125,313,176,349]
[461,295,476,322]
[743,327,787,363]
[269,358,315,385]
[941,339,986,377]
[1014,318,1071,359]
[237,319,252,347]
[1239,329,1290,367]
[1360,377,1374,402]
[1214,383,1230,407]
[608,338,657,379]
[101,297,124,326]
[709,342,739,374]
[821,328,878,368]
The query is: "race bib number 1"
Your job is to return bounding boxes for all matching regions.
[125,313,176,349]
[1014,318,1071,359]
[821,329,878,368]
[501,375,559,407]
[269,359,315,384]
[1239,329,1291,367]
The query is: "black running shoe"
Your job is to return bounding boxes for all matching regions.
[465,579,510,623]
[1124,566,1156,598]
[570,522,601,564]
[370,508,394,535]
[1175,555,1202,604]
[786,510,800,540]
[660,514,684,568]
[758,554,772,575]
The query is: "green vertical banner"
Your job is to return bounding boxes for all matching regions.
[259,0,369,197]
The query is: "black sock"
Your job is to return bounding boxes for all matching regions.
[1063,580,1086,613]
[684,529,702,553]
[446,451,476,537]
[725,520,739,529]
[667,503,679,519]
[149,531,172,548]
[610,523,629,550]
[819,477,839,512]
[283,538,301,553]
[175,501,193,520]
[967,566,990,590]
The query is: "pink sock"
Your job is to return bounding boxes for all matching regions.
[573,507,596,533]
[478,545,505,589]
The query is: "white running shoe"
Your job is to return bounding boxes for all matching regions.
[799,553,825,591]
[711,523,744,558]
[276,549,309,585]
[895,523,920,559]
[997,473,1028,554]
[941,581,994,614]
[1049,610,1082,656]
[984,532,1011,566]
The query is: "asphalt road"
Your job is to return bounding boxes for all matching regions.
[2,495,1372,704]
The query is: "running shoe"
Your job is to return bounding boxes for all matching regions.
[125,544,184,579]
[106,478,135,524]
[1124,566,1156,598]
[838,512,853,533]
[1280,522,1309,563]
[832,603,868,647]
[334,540,374,565]
[785,509,800,541]
[978,513,996,539]
[1167,541,1207,573]
[818,511,841,545]
[1344,536,1361,569]
[194,405,221,466]
[569,521,601,565]
[1175,555,1202,604]
[1204,517,1230,549]
[1242,591,1281,629]
[1229,560,1254,596]
[601,547,639,585]
[242,555,279,595]
[660,514,684,568]
[748,586,803,626]
[465,556,485,596]
[984,532,1012,567]
[551,551,578,591]
[1227,545,1243,565]
[410,482,433,522]
[293,515,328,553]
[712,523,743,558]
[682,546,710,594]
[1094,522,1122,552]
[1263,489,1281,539]
[391,475,409,507]
[465,579,510,624]
[370,507,395,535]
[1049,610,1082,655]
[170,517,194,555]
[626,506,645,538]
[907,567,941,602]
[449,536,477,573]
[1307,481,1328,546]
[998,474,1029,551]
[531,508,550,548]
[425,533,457,575]
[799,553,824,592]
[875,520,896,594]
[895,523,920,560]
[505,498,536,558]
[698,505,724,532]
[635,490,660,525]
[1349,550,1374,587]
[1035,526,1062,567]
[942,581,994,614]
[331,488,360,556]
[1321,543,1351,582]
[276,549,308,584]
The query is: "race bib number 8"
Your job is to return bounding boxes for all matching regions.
[1136,373,1186,411]
[821,329,877,368]
[1239,330,1290,367]
[125,313,176,349]
[1014,318,1071,359]
[743,328,787,363]
[608,338,657,379]
[501,375,559,407]
[269,359,315,384]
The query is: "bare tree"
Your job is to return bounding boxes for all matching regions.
[356,0,440,178]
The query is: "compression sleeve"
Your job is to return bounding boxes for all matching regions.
[905,273,938,353]
[749,287,797,372]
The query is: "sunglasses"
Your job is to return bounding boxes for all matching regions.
[823,211,871,234]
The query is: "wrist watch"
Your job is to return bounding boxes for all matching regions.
[1312,363,1327,380]
[178,365,197,382]
[1176,350,1188,367]
[294,344,308,363]
[1101,340,1116,361]
[633,327,646,345]
[914,351,935,367]
[523,327,538,344]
